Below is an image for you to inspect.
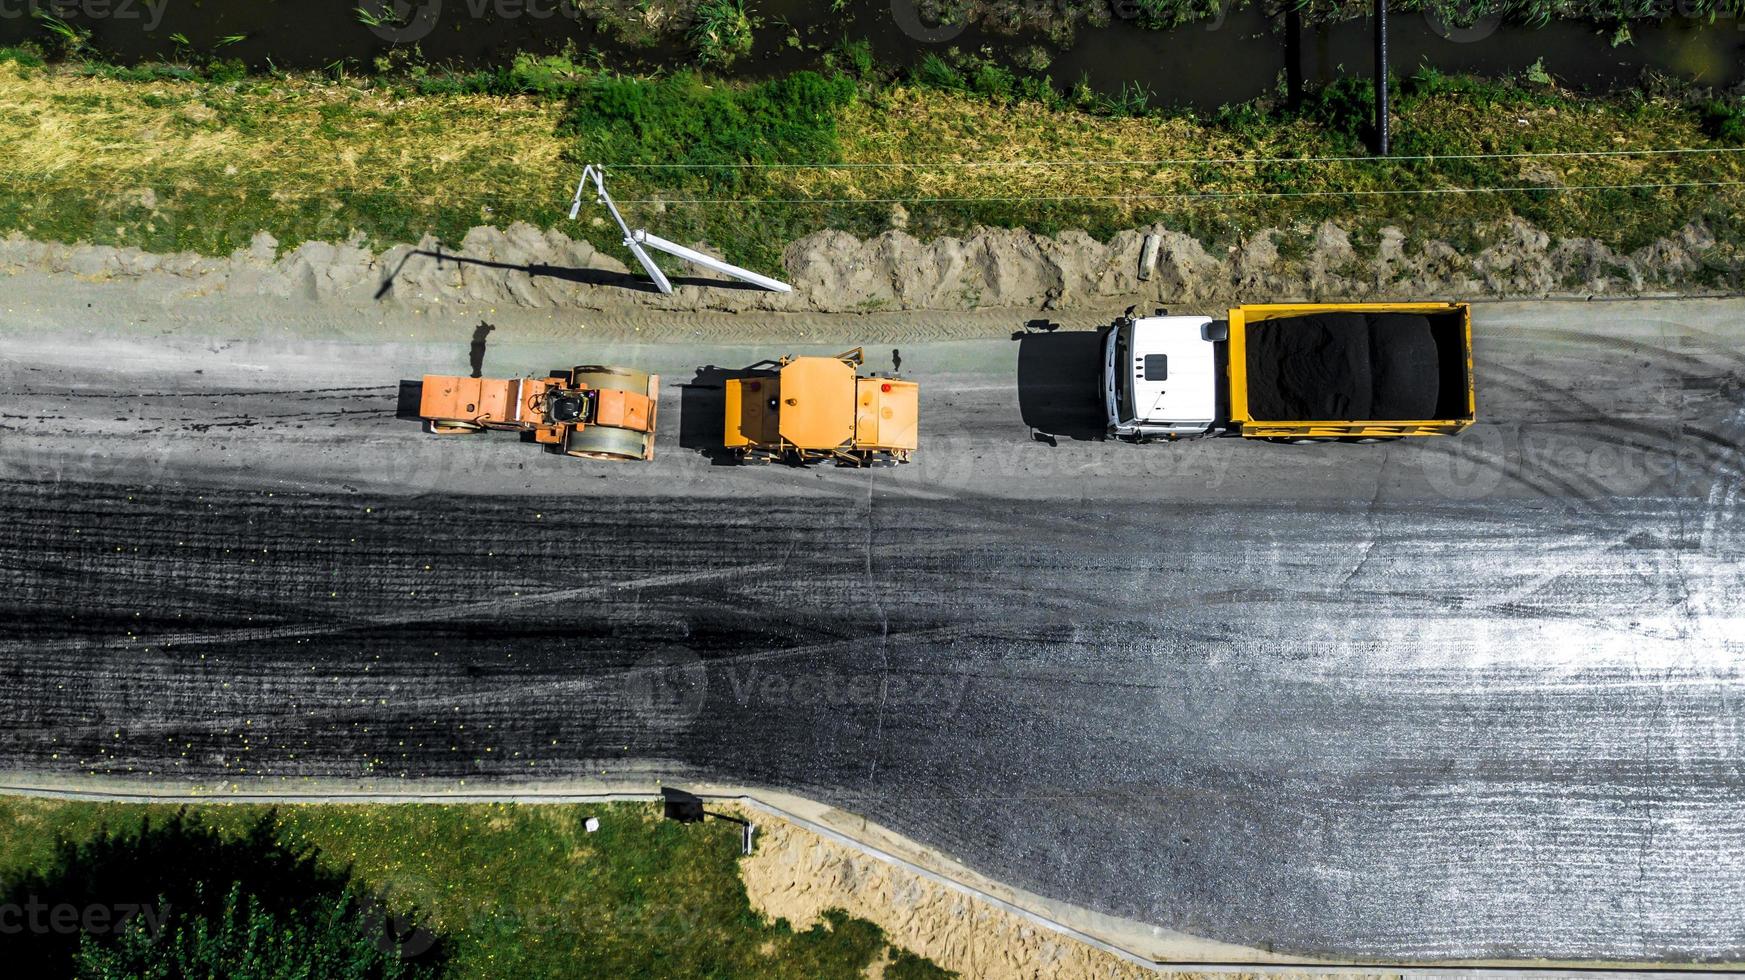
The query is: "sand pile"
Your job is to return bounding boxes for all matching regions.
[736,808,1156,979]
[1244,312,1441,421]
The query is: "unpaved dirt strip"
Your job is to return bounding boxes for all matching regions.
[0,285,1742,963]
[0,213,1730,316]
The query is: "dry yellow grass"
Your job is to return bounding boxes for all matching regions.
[0,64,567,193]
[824,84,1737,211]
[1,61,1740,271]
[0,63,573,251]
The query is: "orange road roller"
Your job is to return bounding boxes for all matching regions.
[724,347,917,465]
[419,365,658,461]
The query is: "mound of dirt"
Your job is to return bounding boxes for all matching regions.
[1366,313,1442,420]
[0,216,1733,314]
[1244,312,1439,421]
[736,806,1156,979]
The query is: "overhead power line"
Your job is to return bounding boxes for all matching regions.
[615,178,1745,206]
[603,147,1745,170]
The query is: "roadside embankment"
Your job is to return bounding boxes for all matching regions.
[0,774,1333,969]
[3,59,1742,302]
[0,215,1728,315]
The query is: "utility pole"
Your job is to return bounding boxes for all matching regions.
[1374,0,1390,155]
[1285,3,1304,110]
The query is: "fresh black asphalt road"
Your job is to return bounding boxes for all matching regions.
[2,292,1742,962]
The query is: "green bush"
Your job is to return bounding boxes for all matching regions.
[74,882,437,980]
[909,54,1023,102]
[506,51,590,95]
[1701,98,1745,144]
[0,811,444,978]
[205,57,248,84]
[558,69,859,270]
[1297,73,1380,146]
[0,44,46,68]
[407,52,592,97]
[911,54,964,91]
[1132,0,1230,29]
[970,61,1017,100]
[840,39,876,80]
[563,70,857,185]
[689,0,758,67]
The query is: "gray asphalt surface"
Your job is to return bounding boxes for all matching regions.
[2,288,1743,963]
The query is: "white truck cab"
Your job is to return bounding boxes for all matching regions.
[1104,314,1222,439]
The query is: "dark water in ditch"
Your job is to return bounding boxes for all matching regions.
[2,0,1740,107]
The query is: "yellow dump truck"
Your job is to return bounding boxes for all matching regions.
[1104,302,1475,441]
[724,348,918,464]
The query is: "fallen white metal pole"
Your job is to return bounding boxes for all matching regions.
[571,165,672,294]
[621,237,674,295]
[634,230,793,293]
[566,165,792,296]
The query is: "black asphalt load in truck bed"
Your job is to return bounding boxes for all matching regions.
[1245,312,1442,421]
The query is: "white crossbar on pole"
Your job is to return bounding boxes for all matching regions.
[571,165,672,294]
[566,165,791,296]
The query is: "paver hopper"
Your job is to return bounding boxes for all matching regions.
[723,348,917,465]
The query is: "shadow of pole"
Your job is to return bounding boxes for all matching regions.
[375,249,775,301]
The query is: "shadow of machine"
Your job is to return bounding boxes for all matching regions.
[395,379,425,422]
[679,363,780,464]
[1016,324,1110,443]
[661,787,755,854]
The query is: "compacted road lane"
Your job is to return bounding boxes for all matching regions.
[1,292,1742,962]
